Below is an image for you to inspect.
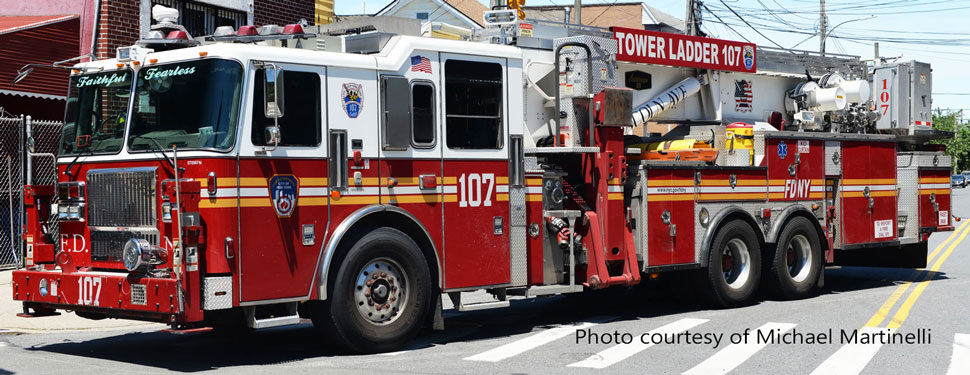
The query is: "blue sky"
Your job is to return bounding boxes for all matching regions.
[334,0,970,114]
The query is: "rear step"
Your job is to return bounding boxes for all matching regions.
[244,302,302,329]
[448,290,510,312]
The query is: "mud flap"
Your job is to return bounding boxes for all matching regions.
[834,242,928,268]
[432,293,444,331]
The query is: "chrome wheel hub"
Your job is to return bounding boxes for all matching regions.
[354,257,408,325]
[786,234,813,282]
[722,238,751,289]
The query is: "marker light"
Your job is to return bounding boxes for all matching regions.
[166,30,189,40]
[259,25,282,35]
[213,26,236,37]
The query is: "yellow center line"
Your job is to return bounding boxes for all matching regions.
[863,220,970,328]
[885,221,970,329]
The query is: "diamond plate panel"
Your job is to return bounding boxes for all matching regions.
[896,162,919,239]
[553,35,617,146]
[509,185,528,286]
[825,141,841,175]
[203,276,233,310]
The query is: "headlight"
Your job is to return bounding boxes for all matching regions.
[123,238,166,272]
[161,202,172,222]
[39,278,49,296]
[699,207,710,227]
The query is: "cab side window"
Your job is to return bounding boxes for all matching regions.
[252,69,321,147]
[444,60,503,149]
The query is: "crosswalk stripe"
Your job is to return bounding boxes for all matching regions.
[809,327,893,375]
[682,322,796,375]
[567,318,709,369]
[463,316,617,362]
[946,334,970,375]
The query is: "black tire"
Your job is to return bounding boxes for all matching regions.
[316,227,431,353]
[699,220,762,308]
[764,216,822,299]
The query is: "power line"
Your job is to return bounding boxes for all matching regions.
[716,0,788,49]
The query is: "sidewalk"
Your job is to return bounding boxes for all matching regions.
[0,270,164,333]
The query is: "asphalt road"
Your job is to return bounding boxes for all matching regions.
[3,189,970,374]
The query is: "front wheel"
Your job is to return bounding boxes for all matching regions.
[765,216,822,299]
[317,227,432,353]
[698,220,762,307]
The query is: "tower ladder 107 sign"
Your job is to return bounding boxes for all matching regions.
[612,26,757,73]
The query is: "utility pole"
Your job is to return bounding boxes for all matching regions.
[686,0,703,36]
[574,0,582,24]
[819,0,827,54]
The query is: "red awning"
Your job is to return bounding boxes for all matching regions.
[0,15,79,99]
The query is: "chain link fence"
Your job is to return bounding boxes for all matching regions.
[0,116,62,270]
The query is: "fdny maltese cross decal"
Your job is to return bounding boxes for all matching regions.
[341,82,363,118]
[269,175,299,218]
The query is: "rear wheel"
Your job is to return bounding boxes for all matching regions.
[765,216,822,299]
[699,220,762,307]
[315,227,431,353]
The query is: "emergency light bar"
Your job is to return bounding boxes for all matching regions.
[206,23,315,43]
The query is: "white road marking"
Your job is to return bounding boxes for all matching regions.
[463,316,617,362]
[682,322,796,375]
[567,318,709,369]
[809,327,893,375]
[946,334,970,375]
[379,349,411,356]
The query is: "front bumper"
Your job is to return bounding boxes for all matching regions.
[12,269,181,322]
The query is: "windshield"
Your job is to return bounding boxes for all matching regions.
[127,59,243,151]
[60,70,133,155]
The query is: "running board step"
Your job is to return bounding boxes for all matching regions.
[448,291,510,312]
[244,302,302,329]
[251,315,301,329]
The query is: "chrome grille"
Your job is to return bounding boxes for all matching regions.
[86,167,157,227]
[90,229,159,262]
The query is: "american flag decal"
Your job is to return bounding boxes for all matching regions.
[411,55,432,73]
[735,80,752,113]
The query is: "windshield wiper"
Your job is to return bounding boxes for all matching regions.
[132,135,178,171]
[64,147,93,180]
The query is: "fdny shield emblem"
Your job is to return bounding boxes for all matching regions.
[743,45,755,71]
[269,175,299,218]
[341,82,363,118]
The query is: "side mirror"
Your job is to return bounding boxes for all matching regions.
[264,126,280,146]
[263,65,284,119]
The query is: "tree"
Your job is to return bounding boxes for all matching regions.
[932,110,970,171]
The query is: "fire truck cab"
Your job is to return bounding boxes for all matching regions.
[11,11,952,353]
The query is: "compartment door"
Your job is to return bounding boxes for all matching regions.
[919,168,952,233]
[645,169,696,266]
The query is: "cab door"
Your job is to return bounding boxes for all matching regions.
[439,54,511,289]
[377,50,444,278]
[238,63,329,302]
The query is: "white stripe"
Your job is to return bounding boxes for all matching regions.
[383,186,439,195]
[841,185,896,192]
[647,187,696,195]
[920,184,950,189]
[683,322,796,375]
[238,187,269,197]
[300,187,329,196]
[768,186,785,193]
[496,185,510,193]
[608,186,624,193]
[946,334,970,375]
[344,186,381,195]
[810,186,825,192]
[464,316,616,362]
[525,186,543,194]
[567,318,709,369]
[697,186,767,193]
[809,327,892,375]
[443,186,458,194]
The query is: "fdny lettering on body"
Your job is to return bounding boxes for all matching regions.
[784,179,812,200]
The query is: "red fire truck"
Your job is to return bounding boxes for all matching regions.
[11,10,952,353]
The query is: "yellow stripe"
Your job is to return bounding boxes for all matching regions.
[647,194,694,202]
[199,199,238,208]
[526,195,543,202]
[609,177,621,185]
[768,193,783,199]
[918,177,950,183]
[299,197,329,206]
[497,176,509,184]
[525,178,542,186]
[348,177,381,186]
[919,189,950,195]
[239,177,268,187]
[699,180,765,186]
[864,220,970,328]
[608,193,623,200]
[443,177,457,184]
[497,193,509,201]
[647,180,694,187]
[842,178,896,185]
[698,193,767,200]
[768,179,825,185]
[387,195,441,204]
[842,191,896,198]
[300,177,328,186]
[240,197,271,207]
[886,221,970,329]
[330,195,381,205]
